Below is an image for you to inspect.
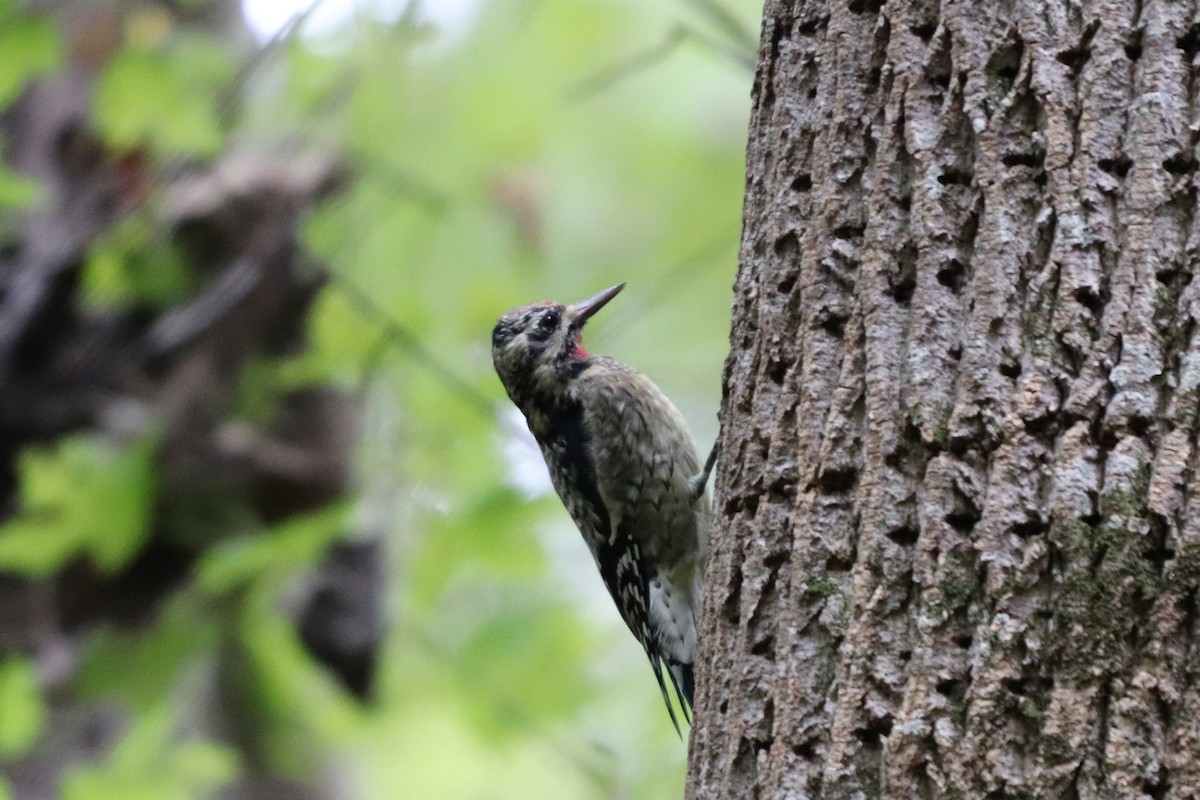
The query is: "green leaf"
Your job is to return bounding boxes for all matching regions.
[77,596,217,710]
[409,487,549,611]
[453,602,596,739]
[0,435,157,575]
[196,504,350,594]
[63,706,237,800]
[0,12,62,108]
[81,216,194,309]
[0,167,43,210]
[0,658,45,757]
[93,41,232,157]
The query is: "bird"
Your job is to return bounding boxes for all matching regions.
[491,282,712,732]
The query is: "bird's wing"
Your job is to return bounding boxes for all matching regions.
[539,400,685,731]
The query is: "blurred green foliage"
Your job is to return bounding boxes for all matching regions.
[0,435,158,575]
[0,0,59,108]
[0,0,757,797]
[0,658,44,759]
[94,36,235,158]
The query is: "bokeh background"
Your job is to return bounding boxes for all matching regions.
[0,1,758,797]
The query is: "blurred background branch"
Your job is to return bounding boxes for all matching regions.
[0,0,757,797]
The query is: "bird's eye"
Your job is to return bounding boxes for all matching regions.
[540,310,560,331]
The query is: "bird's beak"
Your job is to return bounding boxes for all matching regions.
[569,283,625,327]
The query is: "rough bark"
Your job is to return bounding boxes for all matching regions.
[689,0,1200,797]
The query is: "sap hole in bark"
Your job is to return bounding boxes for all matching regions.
[948,344,963,362]
[768,480,797,505]
[777,274,796,295]
[886,241,918,305]
[852,714,894,750]
[866,66,882,91]
[1054,46,1090,73]
[731,738,757,782]
[947,487,981,531]
[1137,522,1176,573]
[1098,155,1133,177]
[928,64,951,91]
[936,259,966,292]
[846,0,884,14]
[998,359,1020,378]
[724,492,761,517]
[889,276,915,305]
[1156,267,1192,289]
[935,678,965,700]
[1176,23,1200,59]
[796,13,830,36]
[817,465,859,493]
[1001,151,1044,170]
[751,635,775,656]
[952,633,972,649]
[886,525,919,546]
[1124,30,1143,61]
[792,740,818,760]
[792,173,813,192]
[1129,415,1152,437]
[818,313,847,338]
[1012,517,1048,538]
[1097,425,1120,452]
[986,37,1024,85]
[899,649,911,662]
[1163,153,1199,175]
[826,554,855,572]
[910,23,936,42]
[1002,677,1049,697]
[1072,285,1104,313]
[1143,543,1175,572]
[944,509,980,533]
[937,167,973,186]
[1142,780,1170,800]
[774,230,800,257]
[766,357,787,384]
[1178,589,1197,632]
[721,568,742,624]
[833,223,865,240]
[1023,412,1060,439]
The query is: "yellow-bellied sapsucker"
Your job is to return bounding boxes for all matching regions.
[492,283,710,731]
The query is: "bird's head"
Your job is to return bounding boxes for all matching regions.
[492,282,625,404]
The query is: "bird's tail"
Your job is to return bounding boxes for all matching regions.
[652,657,693,737]
[668,658,694,712]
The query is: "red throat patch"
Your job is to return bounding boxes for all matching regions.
[571,332,589,357]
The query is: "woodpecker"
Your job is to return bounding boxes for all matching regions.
[492,283,711,732]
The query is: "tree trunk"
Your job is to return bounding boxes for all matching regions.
[689,0,1200,797]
